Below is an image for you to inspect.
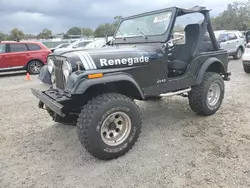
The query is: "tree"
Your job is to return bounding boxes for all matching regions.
[66,27,94,38]
[81,28,94,37]
[94,23,114,37]
[8,28,25,40]
[38,29,52,39]
[0,32,7,41]
[67,27,82,36]
[94,16,122,37]
[211,0,250,30]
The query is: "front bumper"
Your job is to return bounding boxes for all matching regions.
[31,88,69,117]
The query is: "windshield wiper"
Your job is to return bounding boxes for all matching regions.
[137,28,148,39]
[118,30,125,40]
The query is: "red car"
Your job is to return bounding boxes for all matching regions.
[0,41,51,74]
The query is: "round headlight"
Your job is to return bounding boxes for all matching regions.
[62,61,72,79]
[47,58,54,73]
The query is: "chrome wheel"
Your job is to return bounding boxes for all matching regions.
[237,49,242,59]
[206,82,221,107]
[101,112,132,146]
[29,61,42,74]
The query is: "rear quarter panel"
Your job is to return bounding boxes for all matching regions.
[188,49,229,75]
[27,50,50,65]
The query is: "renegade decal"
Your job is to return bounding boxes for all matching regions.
[100,56,149,67]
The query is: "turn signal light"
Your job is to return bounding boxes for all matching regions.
[88,73,103,79]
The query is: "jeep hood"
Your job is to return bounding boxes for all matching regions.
[51,45,163,71]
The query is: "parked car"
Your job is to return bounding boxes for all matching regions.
[214,30,245,60]
[81,37,113,49]
[242,42,250,73]
[0,41,51,74]
[50,43,70,52]
[53,39,93,53]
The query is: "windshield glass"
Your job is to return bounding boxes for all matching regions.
[115,11,172,38]
[214,31,228,41]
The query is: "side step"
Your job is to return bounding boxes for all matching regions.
[160,88,191,97]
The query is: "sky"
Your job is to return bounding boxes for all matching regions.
[0,0,236,34]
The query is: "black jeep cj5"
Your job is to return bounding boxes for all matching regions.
[31,6,231,160]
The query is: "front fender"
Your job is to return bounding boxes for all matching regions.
[66,72,145,99]
[196,57,226,85]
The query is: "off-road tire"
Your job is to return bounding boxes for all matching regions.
[76,93,142,160]
[243,66,250,73]
[233,47,243,60]
[27,60,43,74]
[188,72,225,116]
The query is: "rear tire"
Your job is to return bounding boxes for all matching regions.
[27,60,43,74]
[233,47,243,60]
[76,93,142,160]
[243,66,250,73]
[188,72,225,116]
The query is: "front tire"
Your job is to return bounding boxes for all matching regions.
[243,66,250,73]
[76,93,142,160]
[27,60,43,74]
[233,47,243,60]
[188,72,225,116]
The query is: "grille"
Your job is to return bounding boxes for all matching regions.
[54,59,66,90]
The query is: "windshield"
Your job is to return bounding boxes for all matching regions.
[115,11,172,38]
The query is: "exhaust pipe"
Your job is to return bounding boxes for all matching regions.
[160,88,191,97]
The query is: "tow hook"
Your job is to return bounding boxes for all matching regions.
[223,72,231,81]
[38,100,44,109]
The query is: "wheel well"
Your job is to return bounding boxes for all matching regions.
[238,45,244,53]
[206,61,225,75]
[82,81,143,101]
[26,59,44,68]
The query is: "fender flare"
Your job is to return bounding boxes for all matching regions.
[70,73,145,99]
[196,57,226,85]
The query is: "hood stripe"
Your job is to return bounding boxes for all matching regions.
[79,51,95,69]
[73,52,90,70]
[84,52,97,69]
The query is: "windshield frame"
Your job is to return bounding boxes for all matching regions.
[112,7,176,44]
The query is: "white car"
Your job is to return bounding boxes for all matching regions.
[242,42,250,73]
[82,37,114,49]
[53,39,93,53]
[214,30,245,60]
[50,43,70,52]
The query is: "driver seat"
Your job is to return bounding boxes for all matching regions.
[168,24,201,71]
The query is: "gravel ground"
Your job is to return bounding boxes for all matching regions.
[0,60,250,188]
